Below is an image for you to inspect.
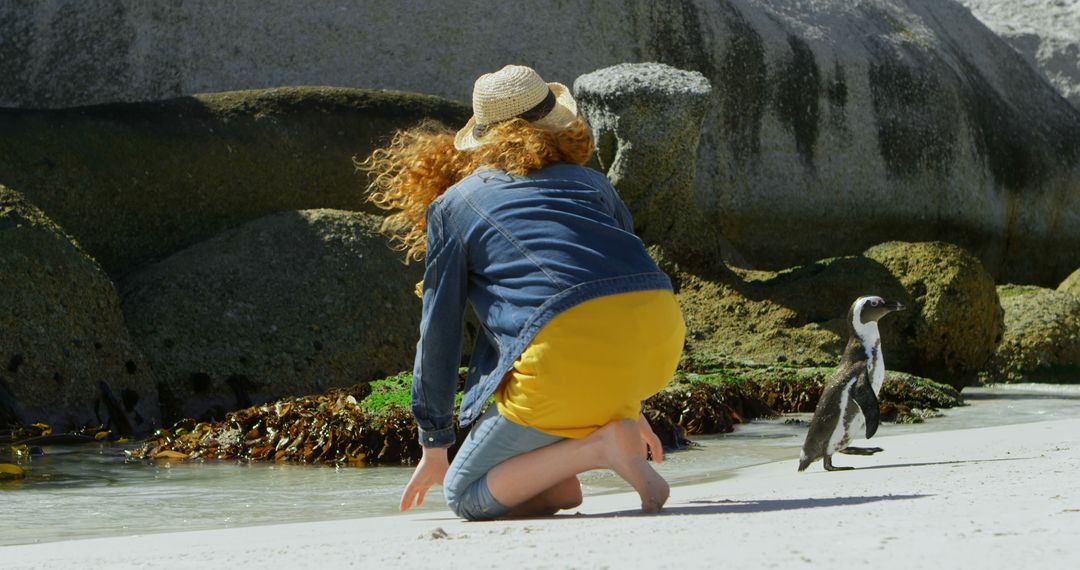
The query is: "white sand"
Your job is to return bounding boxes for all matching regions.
[4,419,1079,569]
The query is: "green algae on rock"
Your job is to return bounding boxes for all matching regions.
[675,255,907,371]
[120,209,424,424]
[673,241,1000,390]
[1058,268,1080,299]
[667,364,961,416]
[998,283,1045,300]
[986,285,1080,383]
[0,86,470,278]
[0,184,160,434]
[863,241,1003,387]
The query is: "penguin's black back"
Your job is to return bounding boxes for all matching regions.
[799,322,873,466]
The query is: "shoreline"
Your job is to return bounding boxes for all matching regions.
[4,416,1078,569]
[120,367,962,466]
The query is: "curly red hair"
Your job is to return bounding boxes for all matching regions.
[358,117,594,262]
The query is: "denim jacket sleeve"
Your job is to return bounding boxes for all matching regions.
[591,170,636,233]
[411,200,468,448]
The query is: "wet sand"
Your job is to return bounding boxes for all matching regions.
[4,417,1078,569]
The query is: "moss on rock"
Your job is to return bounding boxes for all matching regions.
[1058,268,1080,299]
[360,373,413,416]
[986,285,1080,383]
[998,283,1044,300]
[673,365,961,413]
[674,241,1001,389]
[863,241,1003,387]
[0,86,470,277]
[877,370,963,409]
[0,184,159,433]
[120,209,423,423]
[675,255,907,371]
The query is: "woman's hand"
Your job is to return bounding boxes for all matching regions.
[399,446,450,512]
[637,414,664,464]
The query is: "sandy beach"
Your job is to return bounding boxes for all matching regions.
[4,418,1079,569]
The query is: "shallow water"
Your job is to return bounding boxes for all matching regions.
[2,384,1078,547]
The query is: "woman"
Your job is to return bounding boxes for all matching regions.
[363,65,685,520]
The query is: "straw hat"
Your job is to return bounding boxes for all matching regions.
[454,65,578,150]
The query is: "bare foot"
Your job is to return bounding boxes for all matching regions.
[592,419,670,513]
[506,477,583,517]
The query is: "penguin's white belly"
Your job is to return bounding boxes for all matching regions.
[827,400,864,454]
[826,377,859,454]
[871,352,885,393]
[861,354,885,447]
[846,409,865,446]
[825,361,882,455]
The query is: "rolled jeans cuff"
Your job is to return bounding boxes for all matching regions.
[417,425,456,448]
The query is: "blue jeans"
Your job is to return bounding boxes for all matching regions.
[442,405,564,520]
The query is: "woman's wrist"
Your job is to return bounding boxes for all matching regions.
[422,446,449,459]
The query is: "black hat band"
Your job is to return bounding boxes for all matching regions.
[472,88,557,139]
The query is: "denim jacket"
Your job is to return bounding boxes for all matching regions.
[412,162,673,447]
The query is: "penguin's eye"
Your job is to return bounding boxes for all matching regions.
[871,299,880,306]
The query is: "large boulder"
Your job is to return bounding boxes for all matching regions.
[3,1,1078,285]
[677,241,1000,389]
[1059,268,1080,298]
[676,255,908,370]
[120,209,423,423]
[574,63,721,266]
[986,285,1080,382]
[0,184,159,433]
[0,87,469,277]
[959,1,1080,110]
[863,241,1003,386]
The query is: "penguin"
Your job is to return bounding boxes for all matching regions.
[798,295,904,472]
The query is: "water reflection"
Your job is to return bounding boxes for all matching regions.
[2,384,1078,546]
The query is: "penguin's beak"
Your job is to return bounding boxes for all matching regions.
[886,300,905,312]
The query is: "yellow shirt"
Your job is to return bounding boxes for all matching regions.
[495,289,685,438]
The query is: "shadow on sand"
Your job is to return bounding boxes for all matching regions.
[573,494,930,518]
[850,456,1031,471]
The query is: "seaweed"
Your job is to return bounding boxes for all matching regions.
[125,365,964,466]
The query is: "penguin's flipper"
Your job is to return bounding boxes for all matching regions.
[849,371,880,439]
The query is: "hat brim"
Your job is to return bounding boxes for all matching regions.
[454,82,578,151]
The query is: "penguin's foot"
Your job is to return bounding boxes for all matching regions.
[823,455,854,471]
[839,446,884,456]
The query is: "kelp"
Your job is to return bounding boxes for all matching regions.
[0,463,26,481]
[0,428,29,481]
[126,383,456,466]
[642,365,962,446]
[1,422,122,485]
[128,366,963,466]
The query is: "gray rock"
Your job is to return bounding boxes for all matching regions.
[0,184,160,433]
[987,285,1080,382]
[2,1,1079,285]
[575,63,719,265]
[119,209,423,422]
[960,0,1080,109]
[0,86,469,278]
